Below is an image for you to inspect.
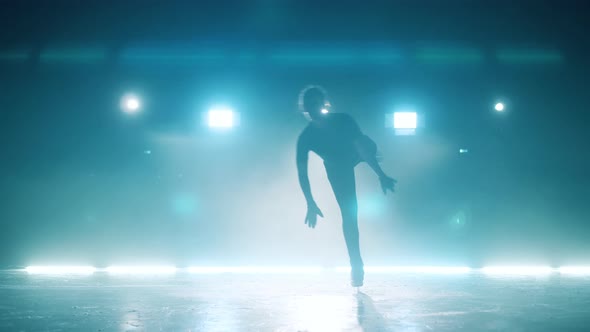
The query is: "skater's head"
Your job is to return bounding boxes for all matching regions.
[299,85,328,121]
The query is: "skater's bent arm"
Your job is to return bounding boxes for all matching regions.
[296,136,315,204]
[345,114,388,179]
[366,154,388,179]
[356,141,387,179]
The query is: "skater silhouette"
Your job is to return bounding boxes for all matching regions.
[296,86,396,287]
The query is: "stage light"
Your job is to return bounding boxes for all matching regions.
[121,94,141,114]
[495,102,505,112]
[459,149,469,154]
[105,266,177,274]
[25,266,96,274]
[321,108,329,114]
[335,266,472,274]
[481,266,554,275]
[393,112,418,129]
[187,266,323,274]
[208,108,235,128]
[558,266,590,275]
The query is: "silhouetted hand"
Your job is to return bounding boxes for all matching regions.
[379,175,397,194]
[305,202,324,228]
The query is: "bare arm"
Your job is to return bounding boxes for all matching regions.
[296,134,324,227]
[345,114,397,194]
[355,138,387,178]
[355,138,397,193]
[296,135,314,204]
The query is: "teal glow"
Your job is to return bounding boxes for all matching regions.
[121,48,228,65]
[22,266,590,275]
[358,194,385,219]
[416,47,483,64]
[236,51,257,62]
[449,210,467,229]
[0,50,30,62]
[40,47,107,63]
[364,49,402,64]
[496,49,563,64]
[171,193,197,217]
[269,49,359,65]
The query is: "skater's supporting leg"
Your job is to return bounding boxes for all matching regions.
[325,164,364,270]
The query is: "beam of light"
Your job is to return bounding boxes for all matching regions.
[393,112,417,129]
[105,266,177,275]
[364,46,402,65]
[125,98,140,111]
[495,102,505,112]
[496,48,563,64]
[370,266,472,274]
[39,47,107,64]
[335,266,472,274]
[481,266,555,275]
[415,47,483,64]
[187,266,324,274]
[120,47,228,65]
[120,94,142,114]
[25,266,97,275]
[208,108,235,128]
[269,49,358,65]
[558,266,590,275]
[336,266,472,274]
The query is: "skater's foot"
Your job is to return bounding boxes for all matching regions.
[351,266,364,287]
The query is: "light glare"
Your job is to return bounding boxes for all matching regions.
[25,266,96,274]
[208,109,234,128]
[336,266,471,274]
[188,266,323,274]
[121,94,141,114]
[495,102,505,112]
[558,266,590,275]
[393,112,417,129]
[105,266,177,274]
[481,266,554,275]
[22,265,590,276]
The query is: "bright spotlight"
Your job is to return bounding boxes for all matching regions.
[208,108,235,128]
[105,266,177,275]
[25,265,96,275]
[393,112,417,129]
[187,266,323,274]
[495,102,505,112]
[481,266,554,275]
[558,266,590,275]
[121,94,141,114]
[321,108,329,114]
[335,266,472,274]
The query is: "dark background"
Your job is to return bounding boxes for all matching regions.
[0,0,588,268]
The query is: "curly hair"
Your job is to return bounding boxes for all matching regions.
[298,85,328,112]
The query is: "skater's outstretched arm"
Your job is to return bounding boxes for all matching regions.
[297,134,323,228]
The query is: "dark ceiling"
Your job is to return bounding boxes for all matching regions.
[0,0,587,49]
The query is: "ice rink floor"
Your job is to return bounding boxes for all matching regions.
[1,269,589,331]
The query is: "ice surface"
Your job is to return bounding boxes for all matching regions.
[1,270,589,331]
